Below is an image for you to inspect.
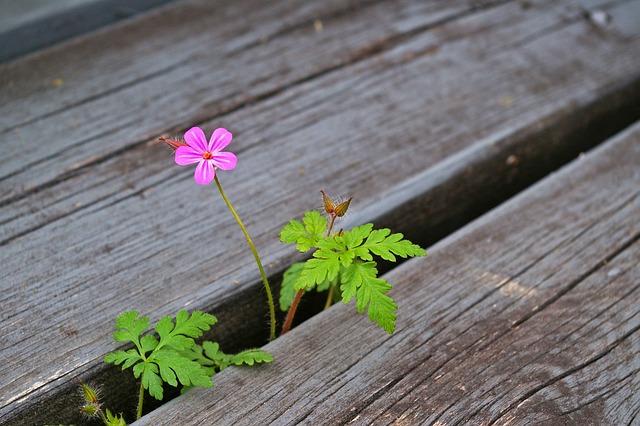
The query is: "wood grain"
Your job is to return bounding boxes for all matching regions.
[1,0,640,423]
[136,115,640,426]
[0,0,178,63]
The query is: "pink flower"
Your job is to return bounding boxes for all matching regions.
[175,127,238,185]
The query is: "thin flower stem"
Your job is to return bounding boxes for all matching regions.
[281,289,304,335]
[99,410,108,425]
[214,175,277,341]
[136,383,145,420]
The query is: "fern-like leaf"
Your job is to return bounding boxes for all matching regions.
[280,262,305,311]
[356,228,426,261]
[181,341,273,393]
[280,210,327,252]
[155,309,217,352]
[342,261,397,333]
[229,348,274,366]
[104,310,216,401]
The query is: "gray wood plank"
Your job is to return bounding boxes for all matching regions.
[1,0,640,423]
[0,0,468,195]
[136,114,640,426]
[0,0,177,63]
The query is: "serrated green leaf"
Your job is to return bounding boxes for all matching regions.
[295,254,339,291]
[140,334,159,354]
[303,210,328,236]
[340,260,380,304]
[316,273,338,293]
[105,409,127,426]
[133,362,146,379]
[316,237,355,267]
[280,211,328,252]
[280,262,305,311]
[151,349,213,389]
[140,362,164,400]
[112,311,149,344]
[104,349,141,369]
[201,341,222,360]
[343,223,373,250]
[106,309,219,403]
[358,229,426,262]
[155,310,217,352]
[340,261,397,333]
[182,343,218,377]
[182,341,273,395]
[229,348,274,366]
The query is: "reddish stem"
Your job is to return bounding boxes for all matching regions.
[281,212,338,336]
[327,214,337,237]
[281,289,305,335]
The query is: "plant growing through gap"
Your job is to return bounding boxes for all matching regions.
[279,191,426,334]
[103,309,273,422]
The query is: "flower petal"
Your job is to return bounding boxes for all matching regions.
[211,151,237,170]
[175,146,204,165]
[194,160,216,185]
[209,128,233,152]
[184,127,208,153]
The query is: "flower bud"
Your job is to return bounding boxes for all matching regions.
[334,197,352,217]
[80,382,99,404]
[159,137,188,151]
[80,403,101,417]
[320,190,335,214]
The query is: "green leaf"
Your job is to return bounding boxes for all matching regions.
[315,272,338,293]
[112,311,149,344]
[342,261,397,333]
[342,223,373,251]
[105,310,218,402]
[155,310,217,352]
[295,254,336,290]
[316,236,355,267]
[140,362,164,400]
[140,334,159,354]
[104,349,141,370]
[151,349,213,389]
[281,260,343,310]
[356,228,426,262]
[105,409,127,426]
[280,262,305,311]
[181,341,273,394]
[280,210,328,252]
[229,348,274,366]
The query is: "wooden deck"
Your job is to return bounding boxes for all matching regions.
[1,0,639,424]
[139,117,640,425]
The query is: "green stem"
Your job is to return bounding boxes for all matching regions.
[322,215,338,310]
[214,175,277,341]
[99,410,108,425]
[136,382,145,420]
[323,284,335,310]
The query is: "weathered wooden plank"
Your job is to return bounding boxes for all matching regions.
[2,0,640,423]
[0,0,177,63]
[0,0,470,199]
[136,115,640,425]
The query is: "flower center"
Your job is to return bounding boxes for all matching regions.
[202,151,213,160]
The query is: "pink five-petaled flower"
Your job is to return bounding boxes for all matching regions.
[175,127,238,185]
